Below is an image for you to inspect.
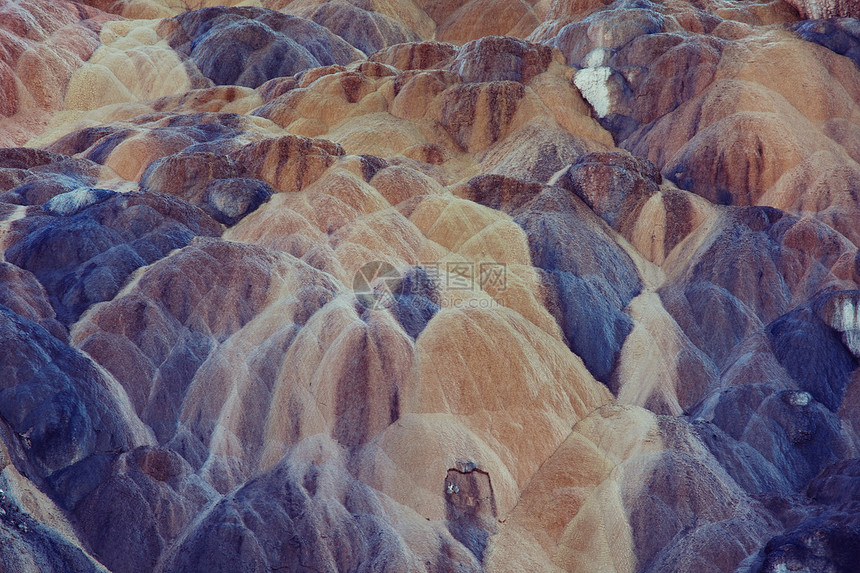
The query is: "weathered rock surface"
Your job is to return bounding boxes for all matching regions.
[5,192,222,324]
[164,7,363,87]
[786,0,860,18]
[0,0,113,146]
[2,0,860,571]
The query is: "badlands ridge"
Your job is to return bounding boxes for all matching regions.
[1,0,860,571]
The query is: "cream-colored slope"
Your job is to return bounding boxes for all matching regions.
[487,405,779,572]
[65,19,208,111]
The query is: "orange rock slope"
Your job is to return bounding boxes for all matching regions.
[2,0,860,571]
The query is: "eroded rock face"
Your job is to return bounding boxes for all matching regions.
[462,178,642,382]
[0,148,102,205]
[791,18,860,68]
[139,151,273,225]
[164,7,363,88]
[447,36,557,83]
[0,0,112,146]
[0,306,146,481]
[66,446,215,573]
[786,0,860,18]
[159,437,483,573]
[2,0,860,571]
[285,0,422,55]
[440,81,526,152]
[370,41,457,69]
[5,192,222,324]
[559,150,661,230]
